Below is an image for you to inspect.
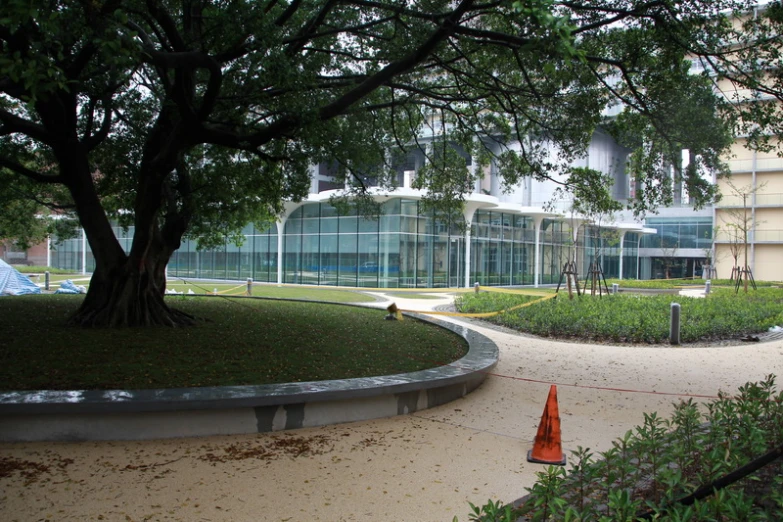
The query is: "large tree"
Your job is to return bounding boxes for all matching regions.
[1,0,780,326]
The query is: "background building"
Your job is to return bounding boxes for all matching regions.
[22,115,782,287]
[713,137,783,282]
[44,128,656,288]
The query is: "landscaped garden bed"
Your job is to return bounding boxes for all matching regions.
[455,287,783,344]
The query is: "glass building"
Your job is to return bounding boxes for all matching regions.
[48,129,660,287]
[638,215,714,279]
[50,194,648,288]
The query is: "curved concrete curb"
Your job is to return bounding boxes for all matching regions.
[0,314,497,442]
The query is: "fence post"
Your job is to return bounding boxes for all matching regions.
[670,302,681,345]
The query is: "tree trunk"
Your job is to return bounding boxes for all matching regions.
[66,170,195,327]
[69,252,195,327]
[34,85,197,328]
[57,125,194,327]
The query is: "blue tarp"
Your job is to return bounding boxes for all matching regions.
[0,259,42,296]
[54,279,86,294]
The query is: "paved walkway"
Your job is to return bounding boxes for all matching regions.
[2,292,782,522]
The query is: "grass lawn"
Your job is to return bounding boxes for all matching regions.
[0,295,467,391]
[166,281,378,302]
[12,265,77,275]
[383,292,448,299]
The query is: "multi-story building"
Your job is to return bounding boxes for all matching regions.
[713,138,783,282]
[41,121,781,288]
[44,127,655,289]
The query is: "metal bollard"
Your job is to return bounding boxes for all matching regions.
[670,302,681,345]
[611,283,619,295]
[247,278,253,296]
[44,271,50,291]
[705,280,711,295]
[474,282,480,294]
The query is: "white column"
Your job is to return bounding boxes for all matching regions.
[472,158,480,194]
[81,228,87,274]
[309,164,319,194]
[276,220,285,285]
[46,236,51,267]
[464,226,472,288]
[463,206,480,288]
[617,231,627,280]
[751,150,757,272]
[534,217,543,287]
[403,170,415,188]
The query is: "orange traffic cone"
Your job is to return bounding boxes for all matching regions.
[527,385,566,465]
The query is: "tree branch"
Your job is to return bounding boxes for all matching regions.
[0,109,53,146]
[83,96,114,151]
[0,157,62,184]
[318,0,477,122]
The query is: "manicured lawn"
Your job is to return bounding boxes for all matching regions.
[0,295,467,391]
[12,267,380,302]
[166,281,377,302]
[383,292,448,299]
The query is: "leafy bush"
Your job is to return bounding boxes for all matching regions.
[607,278,780,289]
[455,288,783,344]
[454,292,543,315]
[458,376,783,521]
[12,265,76,275]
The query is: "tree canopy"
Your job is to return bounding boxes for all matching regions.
[1,0,782,326]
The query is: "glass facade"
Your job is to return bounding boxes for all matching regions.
[640,217,713,249]
[580,225,617,279]
[282,199,466,288]
[49,198,647,287]
[622,233,640,280]
[641,217,712,279]
[539,219,574,284]
[470,210,536,286]
[168,224,279,282]
[49,224,134,273]
[578,226,640,280]
[50,232,86,272]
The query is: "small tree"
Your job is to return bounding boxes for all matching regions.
[719,180,766,293]
[700,226,719,279]
[568,167,623,296]
[721,223,744,282]
[659,237,680,279]
[555,212,580,299]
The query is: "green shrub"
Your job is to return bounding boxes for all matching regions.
[456,288,783,344]
[454,292,542,314]
[608,278,780,289]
